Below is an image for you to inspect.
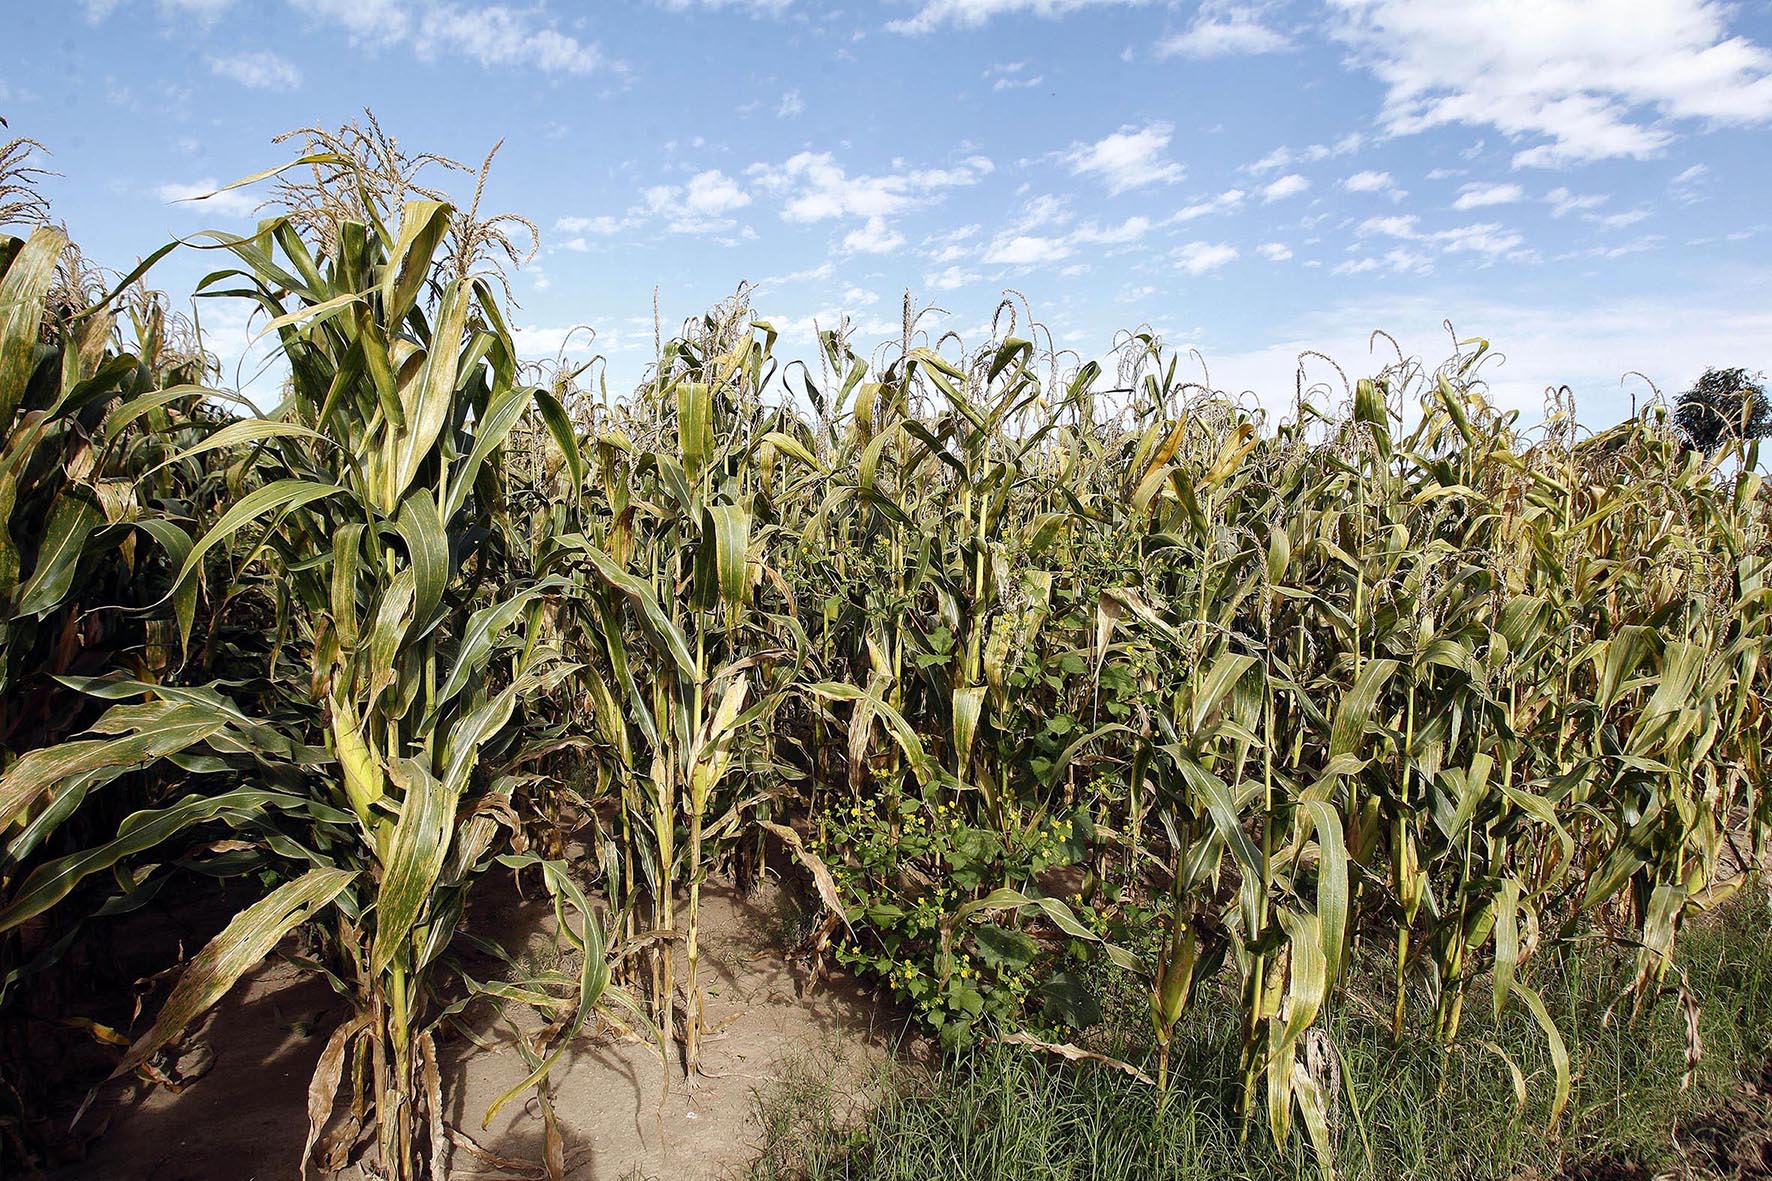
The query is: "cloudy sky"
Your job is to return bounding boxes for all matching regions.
[7,0,1772,422]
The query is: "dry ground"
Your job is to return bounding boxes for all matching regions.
[55,881,896,1181]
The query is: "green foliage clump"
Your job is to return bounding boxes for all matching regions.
[1675,365,1772,452]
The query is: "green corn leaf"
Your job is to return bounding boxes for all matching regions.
[371,758,457,975]
[14,490,103,618]
[0,225,67,424]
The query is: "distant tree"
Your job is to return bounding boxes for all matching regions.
[1674,366,1772,453]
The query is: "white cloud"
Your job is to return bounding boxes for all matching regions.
[1342,170,1405,199]
[1453,182,1525,209]
[679,169,751,215]
[1176,241,1239,274]
[285,0,411,45]
[1072,215,1152,244]
[1437,222,1526,256]
[1061,122,1185,194]
[1258,242,1293,261]
[926,264,982,289]
[1331,0,1772,168]
[985,61,1044,90]
[1580,234,1664,258]
[1173,189,1246,221]
[208,49,302,90]
[285,0,610,74]
[776,89,804,117]
[1156,2,1290,58]
[1248,134,1364,174]
[655,0,796,12]
[642,169,752,233]
[162,0,234,22]
[415,5,609,73]
[984,234,1075,266]
[555,214,628,235]
[1358,214,1422,239]
[1671,163,1710,202]
[1334,246,1434,275]
[762,260,837,285]
[888,0,1141,35]
[1261,173,1310,202]
[923,224,982,264]
[1352,214,1527,260]
[1546,186,1608,216]
[749,151,993,222]
[155,178,258,217]
[979,211,1149,267]
[843,215,908,254]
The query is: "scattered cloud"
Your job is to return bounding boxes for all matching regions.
[1342,169,1405,199]
[1156,1,1290,58]
[749,150,994,222]
[285,0,613,75]
[1358,214,1422,239]
[776,89,804,117]
[1176,241,1239,274]
[1452,181,1525,209]
[843,215,908,254]
[556,214,630,236]
[642,168,752,233]
[1073,215,1152,244]
[1173,188,1246,221]
[1061,122,1184,194]
[163,0,234,22]
[1671,163,1710,202]
[1355,213,1529,260]
[762,260,838,286]
[923,224,983,264]
[985,234,1073,265]
[207,49,302,90]
[1260,173,1310,202]
[1258,242,1293,261]
[1547,186,1608,216]
[1247,134,1364,174]
[654,0,797,13]
[284,0,411,46]
[980,212,1149,267]
[926,264,982,290]
[887,0,1140,35]
[1437,222,1527,257]
[985,61,1044,90]
[1331,0,1772,168]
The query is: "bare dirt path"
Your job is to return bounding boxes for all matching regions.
[56,882,895,1181]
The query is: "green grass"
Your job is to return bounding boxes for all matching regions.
[751,885,1772,1181]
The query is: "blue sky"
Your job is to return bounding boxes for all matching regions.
[6,0,1772,423]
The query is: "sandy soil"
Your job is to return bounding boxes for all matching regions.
[54,881,895,1181]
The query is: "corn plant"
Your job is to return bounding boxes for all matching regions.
[527,301,808,1078]
[0,160,615,1179]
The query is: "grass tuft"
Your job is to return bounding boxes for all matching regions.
[753,887,1772,1181]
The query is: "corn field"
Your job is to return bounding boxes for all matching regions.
[1,127,1767,1180]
